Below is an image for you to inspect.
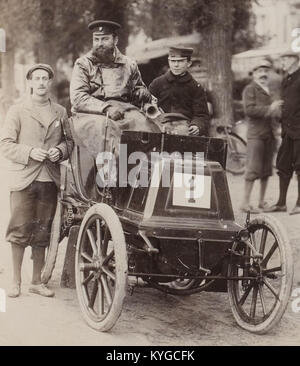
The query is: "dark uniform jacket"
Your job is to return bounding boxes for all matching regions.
[242,81,273,140]
[281,68,300,139]
[149,70,209,135]
[0,97,74,191]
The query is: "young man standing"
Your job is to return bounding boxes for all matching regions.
[149,47,209,136]
[0,64,73,297]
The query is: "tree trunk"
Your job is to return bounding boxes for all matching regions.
[201,0,233,129]
[30,2,58,100]
[0,39,15,124]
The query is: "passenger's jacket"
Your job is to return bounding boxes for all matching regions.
[0,97,74,191]
[149,70,209,135]
[242,81,273,140]
[70,48,148,114]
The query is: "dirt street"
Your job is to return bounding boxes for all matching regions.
[0,158,300,346]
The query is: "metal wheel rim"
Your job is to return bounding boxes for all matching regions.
[229,223,286,325]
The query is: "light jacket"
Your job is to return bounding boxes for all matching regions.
[242,81,273,140]
[70,48,148,114]
[0,97,74,191]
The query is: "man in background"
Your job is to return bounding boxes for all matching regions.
[240,60,281,213]
[266,50,300,215]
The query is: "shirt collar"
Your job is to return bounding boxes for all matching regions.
[166,70,193,83]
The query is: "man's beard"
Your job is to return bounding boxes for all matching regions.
[92,46,115,64]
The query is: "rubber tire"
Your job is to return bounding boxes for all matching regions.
[226,132,247,175]
[75,203,128,332]
[41,199,63,284]
[228,214,294,334]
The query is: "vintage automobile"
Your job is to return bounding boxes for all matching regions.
[41,114,293,334]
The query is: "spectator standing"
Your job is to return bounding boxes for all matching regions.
[0,64,73,297]
[266,51,300,215]
[240,60,281,213]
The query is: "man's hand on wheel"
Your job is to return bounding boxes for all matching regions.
[133,88,152,103]
[106,106,124,121]
[188,125,200,136]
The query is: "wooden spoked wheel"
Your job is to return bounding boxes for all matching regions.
[75,203,128,331]
[228,214,293,334]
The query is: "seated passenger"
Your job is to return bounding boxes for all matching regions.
[70,20,159,158]
[149,47,209,136]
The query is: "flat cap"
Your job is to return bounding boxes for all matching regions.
[26,63,54,80]
[88,20,121,35]
[280,49,300,59]
[252,59,272,72]
[168,46,194,59]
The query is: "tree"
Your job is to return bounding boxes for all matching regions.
[129,0,255,126]
[200,0,234,126]
[0,0,39,101]
[0,0,132,105]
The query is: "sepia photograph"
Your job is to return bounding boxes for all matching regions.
[0,0,300,348]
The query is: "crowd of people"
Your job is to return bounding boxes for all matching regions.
[240,51,300,215]
[0,18,299,299]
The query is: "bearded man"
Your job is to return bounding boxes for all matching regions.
[70,20,157,158]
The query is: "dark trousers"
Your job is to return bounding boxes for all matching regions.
[276,134,300,178]
[6,181,57,248]
[245,137,273,181]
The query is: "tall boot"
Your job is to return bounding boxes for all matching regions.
[277,175,291,206]
[290,175,300,215]
[264,175,290,212]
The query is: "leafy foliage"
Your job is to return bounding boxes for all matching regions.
[129,0,256,52]
[0,0,257,61]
